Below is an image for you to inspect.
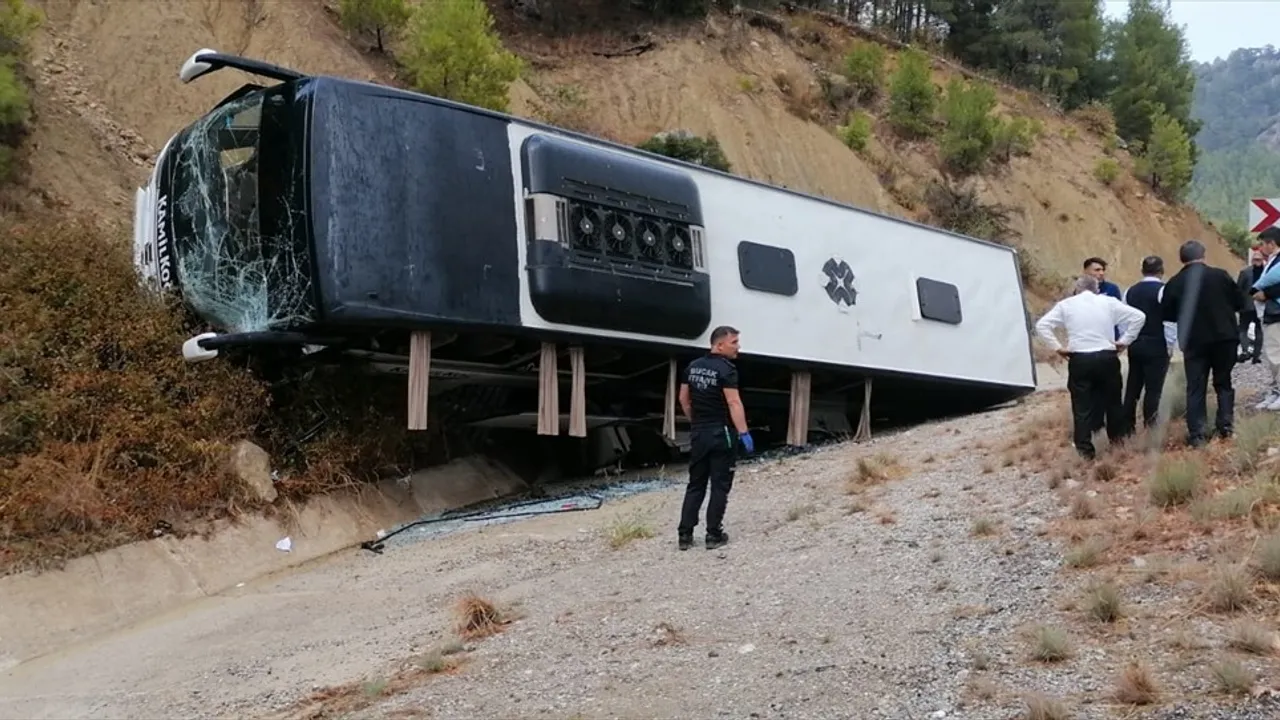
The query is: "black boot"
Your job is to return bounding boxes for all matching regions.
[678,532,693,551]
[705,529,729,550]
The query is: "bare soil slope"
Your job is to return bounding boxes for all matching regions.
[18,1,1233,289]
[501,13,1235,290]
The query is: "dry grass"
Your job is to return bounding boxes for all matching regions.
[971,516,998,537]
[1083,580,1123,623]
[1205,563,1254,613]
[454,593,510,640]
[1113,659,1160,705]
[0,215,452,575]
[1210,658,1255,695]
[282,638,467,719]
[1231,413,1280,473]
[1227,620,1277,655]
[846,451,908,492]
[1256,533,1280,580]
[1027,624,1072,662]
[1063,537,1108,569]
[1021,693,1071,720]
[1069,493,1098,519]
[1148,455,1204,507]
[603,509,656,549]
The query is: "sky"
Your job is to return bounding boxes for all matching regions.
[1103,1,1278,64]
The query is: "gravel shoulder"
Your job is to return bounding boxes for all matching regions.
[3,366,1280,720]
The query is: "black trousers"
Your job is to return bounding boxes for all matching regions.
[1240,312,1262,360]
[1122,349,1170,433]
[1184,338,1238,443]
[678,426,737,536]
[1066,350,1124,459]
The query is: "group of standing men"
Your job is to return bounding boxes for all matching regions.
[1034,228,1280,459]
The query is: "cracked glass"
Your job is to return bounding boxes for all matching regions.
[168,88,315,334]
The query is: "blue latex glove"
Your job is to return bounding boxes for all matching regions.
[739,431,755,454]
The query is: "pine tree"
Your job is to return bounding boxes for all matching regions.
[338,0,410,54]
[1108,0,1198,148]
[888,47,937,139]
[400,0,523,113]
[940,78,998,174]
[1142,110,1194,201]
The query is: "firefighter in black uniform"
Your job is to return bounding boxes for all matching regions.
[677,325,755,551]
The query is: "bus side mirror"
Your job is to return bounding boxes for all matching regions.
[180,49,220,84]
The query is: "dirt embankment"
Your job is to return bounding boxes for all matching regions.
[17,1,1233,285]
[499,10,1235,293]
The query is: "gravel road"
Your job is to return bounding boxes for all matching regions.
[2,362,1278,720]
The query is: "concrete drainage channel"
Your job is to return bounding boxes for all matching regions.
[362,444,824,554]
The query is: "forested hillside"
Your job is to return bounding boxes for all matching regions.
[1189,46,1280,246]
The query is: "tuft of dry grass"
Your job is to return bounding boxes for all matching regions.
[1021,692,1071,720]
[1063,537,1108,568]
[453,593,509,640]
[1257,533,1280,580]
[1205,563,1254,613]
[1093,460,1118,482]
[847,451,908,492]
[603,509,656,550]
[1231,413,1279,473]
[1069,492,1098,519]
[1227,620,1277,655]
[1210,658,1255,695]
[1027,624,1072,662]
[1114,659,1160,705]
[1147,455,1203,507]
[1083,581,1123,623]
[971,516,998,537]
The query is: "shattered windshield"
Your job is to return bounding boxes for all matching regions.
[168,87,314,333]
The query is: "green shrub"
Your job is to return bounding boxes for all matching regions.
[837,111,873,152]
[939,78,999,174]
[993,116,1042,162]
[637,130,732,172]
[842,41,886,104]
[338,0,410,53]
[1094,157,1120,185]
[887,47,937,139]
[400,0,522,112]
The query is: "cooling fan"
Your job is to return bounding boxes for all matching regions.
[602,211,637,257]
[636,218,665,263]
[568,204,606,253]
[665,225,694,269]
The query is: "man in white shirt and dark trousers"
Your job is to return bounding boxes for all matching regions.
[1122,256,1178,433]
[1035,275,1148,460]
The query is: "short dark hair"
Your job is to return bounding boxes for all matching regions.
[1083,257,1107,270]
[1260,227,1280,245]
[1179,240,1206,264]
[709,325,739,345]
[1140,255,1164,276]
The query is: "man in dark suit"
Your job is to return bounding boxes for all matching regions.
[1123,256,1177,434]
[1237,246,1265,364]
[1161,240,1245,446]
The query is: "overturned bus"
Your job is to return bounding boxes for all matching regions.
[132,49,1037,468]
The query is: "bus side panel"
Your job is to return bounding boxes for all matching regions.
[307,80,521,328]
[505,122,1036,390]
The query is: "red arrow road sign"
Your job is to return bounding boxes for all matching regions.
[1251,198,1280,233]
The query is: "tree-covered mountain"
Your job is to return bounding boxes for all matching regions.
[1188,46,1280,238]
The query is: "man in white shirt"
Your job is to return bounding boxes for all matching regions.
[1035,275,1148,460]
